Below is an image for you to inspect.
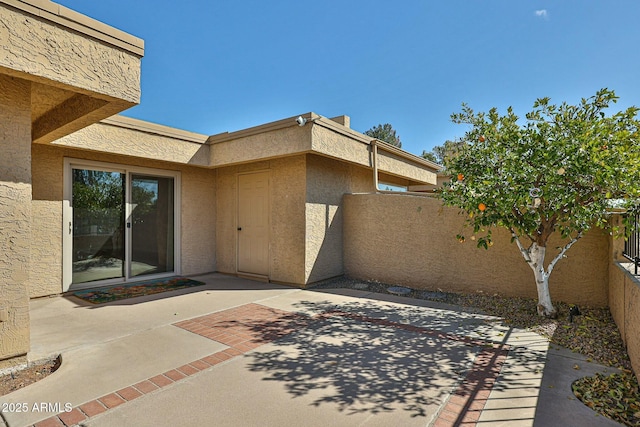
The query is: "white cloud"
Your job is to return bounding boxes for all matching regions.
[535,9,549,19]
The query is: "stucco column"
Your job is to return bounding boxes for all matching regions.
[0,74,32,367]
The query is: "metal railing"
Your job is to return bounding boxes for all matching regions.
[624,211,640,275]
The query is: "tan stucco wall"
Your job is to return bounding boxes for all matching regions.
[179,167,216,276]
[0,2,141,103]
[30,144,216,298]
[215,156,307,284]
[344,193,610,307]
[608,214,640,378]
[304,154,372,283]
[609,263,627,344]
[30,145,64,298]
[0,74,31,364]
[52,119,210,166]
[609,264,640,377]
[216,153,373,286]
[0,0,143,366]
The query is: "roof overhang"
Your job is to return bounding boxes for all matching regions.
[54,112,439,186]
[0,0,144,144]
[207,113,439,185]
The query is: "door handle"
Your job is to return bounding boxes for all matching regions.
[237,227,242,231]
[69,221,72,235]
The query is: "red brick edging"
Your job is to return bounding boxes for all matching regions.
[317,309,510,427]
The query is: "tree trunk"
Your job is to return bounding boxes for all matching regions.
[528,243,557,318]
[512,230,582,318]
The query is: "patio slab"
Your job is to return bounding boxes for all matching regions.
[28,273,299,360]
[82,305,479,427]
[1,326,226,427]
[0,274,625,427]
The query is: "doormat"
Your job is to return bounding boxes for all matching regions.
[72,277,206,304]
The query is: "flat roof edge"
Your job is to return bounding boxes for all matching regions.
[207,113,321,144]
[313,117,442,171]
[100,115,209,144]
[1,0,144,56]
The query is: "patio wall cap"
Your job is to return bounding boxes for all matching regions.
[1,0,144,56]
[346,191,437,198]
[606,198,639,214]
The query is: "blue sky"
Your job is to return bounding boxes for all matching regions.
[58,0,640,157]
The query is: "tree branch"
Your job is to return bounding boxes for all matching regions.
[510,207,536,243]
[510,228,532,263]
[546,231,583,276]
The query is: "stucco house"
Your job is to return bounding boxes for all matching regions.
[0,0,439,367]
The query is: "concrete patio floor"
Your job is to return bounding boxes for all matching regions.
[0,273,622,427]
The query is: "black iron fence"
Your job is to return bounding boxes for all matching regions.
[624,211,640,275]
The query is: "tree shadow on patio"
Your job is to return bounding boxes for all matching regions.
[215,298,540,422]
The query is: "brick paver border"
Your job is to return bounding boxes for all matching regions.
[317,309,511,427]
[29,303,509,427]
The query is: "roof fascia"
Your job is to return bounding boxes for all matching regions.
[101,115,208,144]
[1,0,144,56]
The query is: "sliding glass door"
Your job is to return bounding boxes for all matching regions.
[71,169,126,284]
[130,175,175,278]
[64,160,180,290]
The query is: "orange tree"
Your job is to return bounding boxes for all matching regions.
[439,89,640,317]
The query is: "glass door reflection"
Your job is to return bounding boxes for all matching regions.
[129,175,175,277]
[71,169,125,284]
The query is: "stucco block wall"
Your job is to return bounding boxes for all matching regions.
[180,167,216,276]
[304,154,372,283]
[0,74,31,364]
[609,264,627,343]
[215,156,307,284]
[344,193,610,307]
[609,264,640,377]
[31,145,64,298]
[30,144,216,297]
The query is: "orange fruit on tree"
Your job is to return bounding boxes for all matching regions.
[478,203,487,212]
[457,173,464,181]
[479,135,486,142]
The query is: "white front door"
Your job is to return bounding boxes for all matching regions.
[63,159,180,291]
[237,171,270,277]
